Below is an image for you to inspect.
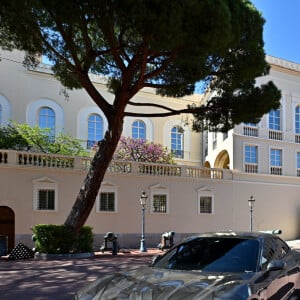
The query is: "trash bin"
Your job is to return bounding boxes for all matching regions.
[0,235,8,256]
[158,231,175,250]
[100,232,119,255]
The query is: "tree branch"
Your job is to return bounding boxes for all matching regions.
[46,9,83,71]
[143,51,177,82]
[99,16,126,72]
[128,101,178,113]
[124,106,207,118]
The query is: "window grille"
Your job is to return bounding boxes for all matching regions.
[38,189,55,210]
[153,194,167,213]
[199,196,212,214]
[100,192,115,211]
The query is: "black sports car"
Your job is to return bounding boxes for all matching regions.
[75,231,300,299]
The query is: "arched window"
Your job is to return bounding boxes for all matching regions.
[0,95,11,126]
[132,120,146,139]
[295,106,300,133]
[171,126,184,158]
[88,114,103,148]
[39,106,55,137]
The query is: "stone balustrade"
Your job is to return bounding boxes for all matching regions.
[0,149,230,180]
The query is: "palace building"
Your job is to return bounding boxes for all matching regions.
[0,49,299,252]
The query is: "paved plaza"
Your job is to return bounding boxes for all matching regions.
[0,249,160,300]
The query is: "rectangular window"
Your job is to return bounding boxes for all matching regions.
[245,145,258,163]
[38,189,55,210]
[99,192,115,211]
[152,194,167,213]
[199,196,212,214]
[171,127,184,158]
[296,107,300,133]
[244,145,258,173]
[297,152,300,176]
[270,148,282,175]
[269,109,281,130]
[270,149,282,166]
[297,152,300,168]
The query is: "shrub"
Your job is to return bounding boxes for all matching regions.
[32,224,93,254]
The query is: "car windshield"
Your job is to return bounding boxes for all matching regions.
[153,237,260,273]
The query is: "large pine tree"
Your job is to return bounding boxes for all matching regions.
[0,0,280,233]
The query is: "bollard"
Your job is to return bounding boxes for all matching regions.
[100,232,119,255]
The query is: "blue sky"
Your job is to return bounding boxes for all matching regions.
[251,0,300,63]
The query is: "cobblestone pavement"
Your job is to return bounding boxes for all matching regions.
[0,249,161,300]
[0,242,300,300]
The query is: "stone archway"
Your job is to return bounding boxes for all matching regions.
[214,150,230,169]
[203,161,211,168]
[0,206,15,252]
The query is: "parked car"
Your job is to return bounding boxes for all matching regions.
[74,231,300,299]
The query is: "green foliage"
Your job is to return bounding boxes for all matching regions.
[192,81,282,132]
[0,0,281,129]
[32,224,94,254]
[0,124,29,150]
[0,123,90,156]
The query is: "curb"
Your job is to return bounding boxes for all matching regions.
[34,252,95,260]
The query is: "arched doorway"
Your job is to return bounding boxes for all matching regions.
[0,206,15,252]
[214,150,230,169]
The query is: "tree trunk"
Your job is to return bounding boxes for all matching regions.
[64,125,122,234]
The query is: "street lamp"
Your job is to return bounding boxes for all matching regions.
[139,191,148,252]
[248,195,255,232]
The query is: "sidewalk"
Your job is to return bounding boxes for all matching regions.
[1,242,300,300]
[0,249,161,300]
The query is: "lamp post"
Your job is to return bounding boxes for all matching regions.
[248,195,255,232]
[139,191,148,252]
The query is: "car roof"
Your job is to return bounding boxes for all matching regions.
[181,231,282,243]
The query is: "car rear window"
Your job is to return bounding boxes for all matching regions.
[153,237,259,273]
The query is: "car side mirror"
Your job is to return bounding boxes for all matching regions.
[267,260,286,272]
[150,254,162,266]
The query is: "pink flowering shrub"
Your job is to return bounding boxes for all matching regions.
[113,136,175,164]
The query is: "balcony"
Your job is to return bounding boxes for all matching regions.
[270,166,282,175]
[269,130,282,140]
[239,126,300,144]
[243,126,258,137]
[244,163,258,173]
[295,134,300,143]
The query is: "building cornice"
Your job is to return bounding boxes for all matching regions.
[266,55,300,73]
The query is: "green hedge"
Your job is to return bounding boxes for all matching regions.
[32,224,93,254]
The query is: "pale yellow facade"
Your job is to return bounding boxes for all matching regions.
[0,50,202,166]
[0,150,299,250]
[0,50,300,251]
